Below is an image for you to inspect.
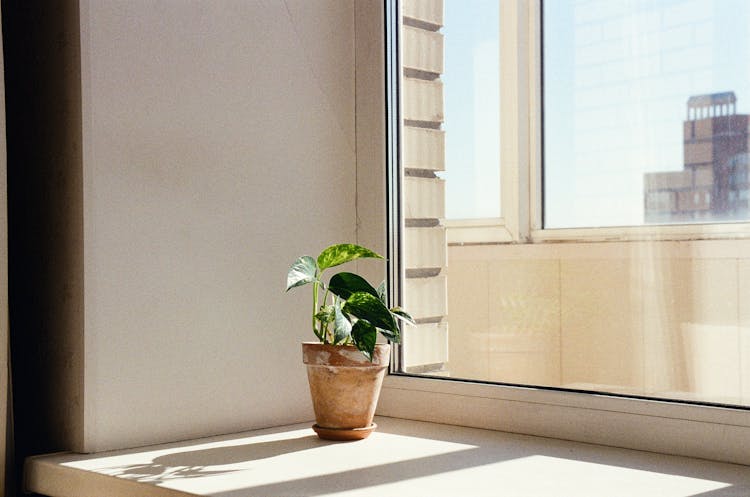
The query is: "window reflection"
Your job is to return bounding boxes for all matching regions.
[645,92,750,223]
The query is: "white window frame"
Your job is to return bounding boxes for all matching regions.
[446,0,531,244]
[447,0,750,245]
[379,0,750,466]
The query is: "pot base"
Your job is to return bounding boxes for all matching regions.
[312,423,377,441]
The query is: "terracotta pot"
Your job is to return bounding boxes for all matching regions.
[302,342,390,441]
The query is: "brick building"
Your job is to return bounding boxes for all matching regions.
[644,91,750,223]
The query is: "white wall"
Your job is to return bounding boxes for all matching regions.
[78,0,357,452]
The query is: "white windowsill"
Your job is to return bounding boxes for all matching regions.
[25,416,750,497]
[377,375,750,466]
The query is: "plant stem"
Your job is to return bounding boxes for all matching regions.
[322,288,330,309]
[312,279,320,340]
[318,286,331,342]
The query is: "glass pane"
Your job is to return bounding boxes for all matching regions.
[543,0,750,228]
[443,0,500,220]
[398,0,750,411]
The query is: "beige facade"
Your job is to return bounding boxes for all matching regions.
[401,0,449,372]
[446,240,750,407]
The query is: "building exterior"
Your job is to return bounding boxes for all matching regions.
[644,91,750,223]
[400,0,449,374]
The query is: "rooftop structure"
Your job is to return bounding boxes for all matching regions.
[687,91,737,120]
[645,92,750,223]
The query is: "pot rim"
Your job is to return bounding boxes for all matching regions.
[302,342,391,367]
[301,341,391,347]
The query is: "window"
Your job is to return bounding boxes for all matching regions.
[394,0,750,413]
[544,1,750,229]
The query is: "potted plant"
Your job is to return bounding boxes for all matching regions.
[286,243,413,440]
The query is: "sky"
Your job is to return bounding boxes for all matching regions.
[440,0,750,228]
[441,0,500,220]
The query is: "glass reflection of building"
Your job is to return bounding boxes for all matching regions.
[644,92,750,223]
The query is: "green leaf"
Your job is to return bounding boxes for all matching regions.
[390,307,416,326]
[286,256,318,291]
[317,244,382,272]
[329,272,380,300]
[343,292,399,336]
[332,300,352,344]
[376,325,400,343]
[377,281,387,303]
[314,305,335,325]
[351,320,377,361]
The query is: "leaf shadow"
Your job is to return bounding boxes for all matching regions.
[100,435,331,485]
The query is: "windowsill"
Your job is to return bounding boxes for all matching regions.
[377,375,750,466]
[25,416,750,497]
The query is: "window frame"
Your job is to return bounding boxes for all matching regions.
[377,374,750,465]
[381,0,750,466]
[445,0,532,244]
